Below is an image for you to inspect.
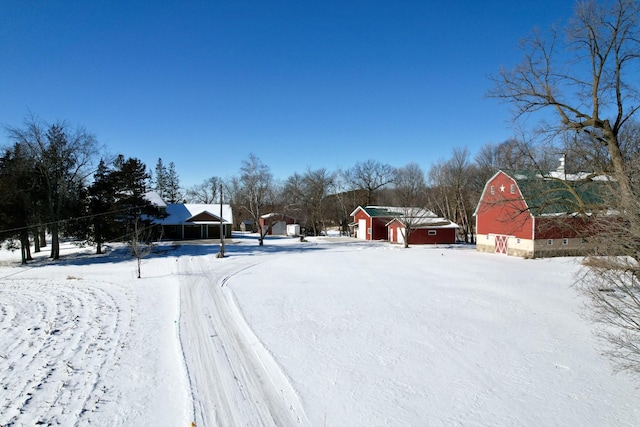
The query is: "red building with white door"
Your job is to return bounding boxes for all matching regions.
[351,206,458,244]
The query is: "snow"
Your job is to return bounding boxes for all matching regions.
[1,236,639,426]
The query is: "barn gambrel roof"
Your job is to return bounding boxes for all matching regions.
[474,170,611,217]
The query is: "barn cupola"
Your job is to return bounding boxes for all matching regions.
[556,155,566,178]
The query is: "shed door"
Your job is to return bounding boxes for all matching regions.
[397,228,405,245]
[358,219,367,240]
[271,221,286,235]
[494,235,508,255]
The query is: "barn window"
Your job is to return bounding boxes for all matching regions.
[490,185,495,195]
[547,239,553,245]
[516,238,521,244]
[562,238,569,245]
[510,184,515,194]
[367,227,372,235]
[428,230,437,236]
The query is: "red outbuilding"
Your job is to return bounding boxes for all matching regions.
[474,168,609,257]
[351,206,459,244]
[259,213,296,236]
[386,217,459,245]
[351,206,398,240]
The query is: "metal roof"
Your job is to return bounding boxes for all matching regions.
[511,172,609,216]
[353,206,436,218]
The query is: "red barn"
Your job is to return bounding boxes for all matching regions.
[474,169,608,257]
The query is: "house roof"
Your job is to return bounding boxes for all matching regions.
[154,204,233,225]
[144,191,167,208]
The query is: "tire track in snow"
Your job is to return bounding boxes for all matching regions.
[0,278,132,426]
[177,255,310,426]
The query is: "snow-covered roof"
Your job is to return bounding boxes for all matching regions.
[386,217,459,229]
[144,191,167,208]
[350,206,437,218]
[527,171,613,182]
[154,204,233,225]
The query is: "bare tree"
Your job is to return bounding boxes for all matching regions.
[282,172,308,225]
[129,217,156,279]
[428,149,472,241]
[490,0,639,202]
[393,163,429,248]
[303,168,335,236]
[282,168,335,236]
[344,159,395,206]
[185,176,221,203]
[239,153,275,246]
[491,0,640,375]
[326,171,354,236]
[7,116,100,260]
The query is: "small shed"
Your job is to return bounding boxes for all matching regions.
[259,213,296,236]
[286,224,301,236]
[240,219,255,232]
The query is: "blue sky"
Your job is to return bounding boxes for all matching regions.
[0,1,575,187]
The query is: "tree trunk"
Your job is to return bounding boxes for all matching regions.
[33,227,41,253]
[606,132,634,208]
[258,226,265,246]
[21,244,27,265]
[50,223,60,259]
[20,229,31,264]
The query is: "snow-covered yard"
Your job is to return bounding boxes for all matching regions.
[0,235,638,426]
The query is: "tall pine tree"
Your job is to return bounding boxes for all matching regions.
[153,158,167,198]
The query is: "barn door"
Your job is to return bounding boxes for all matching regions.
[358,219,367,240]
[494,235,508,255]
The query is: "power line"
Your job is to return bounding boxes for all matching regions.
[0,204,153,235]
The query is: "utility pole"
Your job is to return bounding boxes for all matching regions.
[219,183,225,257]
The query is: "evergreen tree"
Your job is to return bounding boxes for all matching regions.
[153,158,167,198]
[0,144,35,263]
[84,160,116,254]
[165,161,182,203]
[83,156,158,253]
